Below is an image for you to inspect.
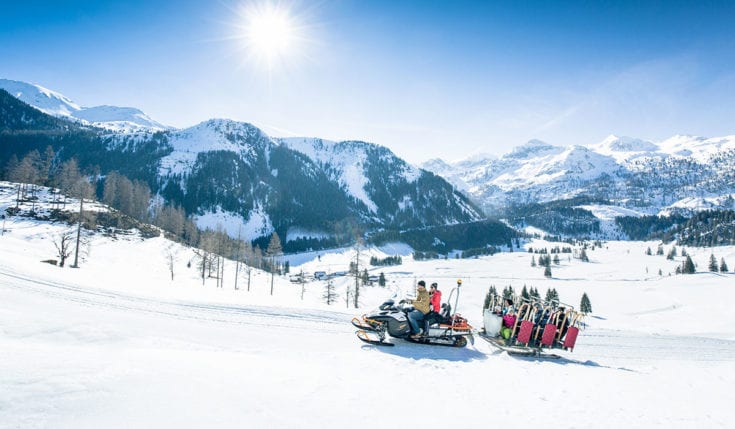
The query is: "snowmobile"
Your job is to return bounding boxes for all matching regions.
[352,280,474,347]
[477,296,583,359]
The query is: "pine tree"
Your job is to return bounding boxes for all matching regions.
[530,287,540,300]
[543,265,552,278]
[521,285,529,300]
[553,254,560,265]
[580,292,592,314]
[681,255,696,274]
[502,286,514,299]
[378,272,386,286]
[667,246,677,260]
[645,247,652,256]
[489,285,498,296]
[544,288,558,307]
[720,258,729,273]
[579,248,589,262]
[656,244,664,255]
[531,256,536,267]
[709,254,718,272]
[483,287,495,310]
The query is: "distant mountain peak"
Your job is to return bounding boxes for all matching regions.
[506,139,562,159]
[420,132,735,225]
[0,78,81,117]
[594,135,658,153]
[194,118,262,134]
[0,78,169,133]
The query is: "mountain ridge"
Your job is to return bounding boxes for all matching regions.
[0,84,488,250]
[0,78,170,133]
[422,134,735,224]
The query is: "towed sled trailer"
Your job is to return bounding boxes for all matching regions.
[479,298,583,359]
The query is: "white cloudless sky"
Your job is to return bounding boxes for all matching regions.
[2,0,734,163]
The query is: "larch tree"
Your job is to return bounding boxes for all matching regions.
[57,159,93,269]
[266,232,283,295]
[351,235,366,308]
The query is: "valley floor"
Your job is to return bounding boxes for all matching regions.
[1,249,734,428]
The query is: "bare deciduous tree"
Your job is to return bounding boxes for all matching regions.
[52,230,75,267]
[165,244,179,281]
[351,235,366,308]
[266,232,282,296]
[323,277,338,305]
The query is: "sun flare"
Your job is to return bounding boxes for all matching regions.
[237,2,305,70]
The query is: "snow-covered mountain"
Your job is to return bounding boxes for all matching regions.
[422,134,735,221]
[1,84,485,246]
[0,78,169,133]
[148,119,484,240]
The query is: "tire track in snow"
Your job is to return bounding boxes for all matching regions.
[4,267,734,363]
[0,267,352,334]
[576,328,735,363]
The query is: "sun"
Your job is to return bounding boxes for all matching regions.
[246,6,293,58]
[237,2,304,71]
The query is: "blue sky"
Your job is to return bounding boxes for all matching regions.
[2,0,734,163]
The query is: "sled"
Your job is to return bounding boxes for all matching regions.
[479,296,584,358]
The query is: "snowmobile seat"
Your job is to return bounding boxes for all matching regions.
[424,311,443,328]
[440,303,452,323]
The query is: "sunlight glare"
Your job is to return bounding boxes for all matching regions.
[238,1,306,71]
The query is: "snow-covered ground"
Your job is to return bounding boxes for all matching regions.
[1,184,735,427]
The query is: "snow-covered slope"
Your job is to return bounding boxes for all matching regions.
[158,119,269,176]
[279,137,421,214]
[0,78,169,132]
[73,105,169,133]
[1,181,734,427]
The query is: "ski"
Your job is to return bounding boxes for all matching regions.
[355,330,394,346]
[351,316,381,331]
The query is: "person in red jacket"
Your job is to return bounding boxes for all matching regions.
[429,282,442,313]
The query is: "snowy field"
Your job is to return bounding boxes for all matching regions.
[2,187,735,427]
